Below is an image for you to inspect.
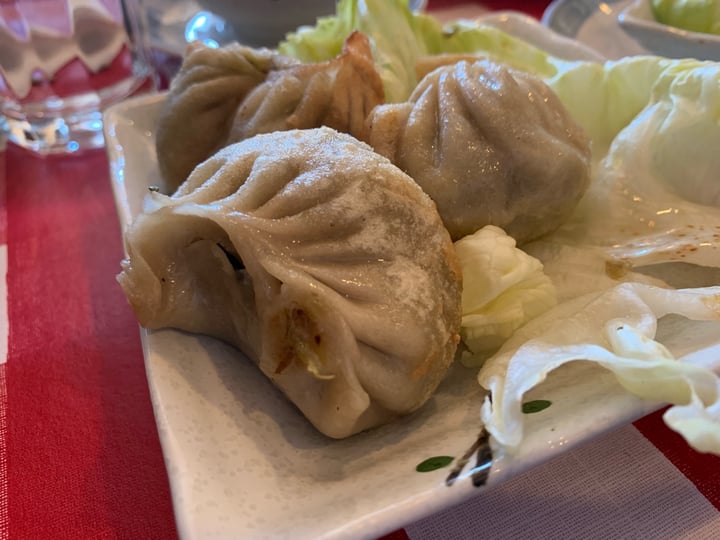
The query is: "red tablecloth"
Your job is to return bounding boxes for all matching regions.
[1,1,719,539]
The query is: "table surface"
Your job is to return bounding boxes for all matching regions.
[1,1,719,539]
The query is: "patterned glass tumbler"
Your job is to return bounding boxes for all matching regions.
[0,0,157,153]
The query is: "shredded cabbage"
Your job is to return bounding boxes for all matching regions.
[479,284,720,455]
[455,226,556,363]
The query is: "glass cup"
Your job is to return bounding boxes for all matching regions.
[0,0,157,153]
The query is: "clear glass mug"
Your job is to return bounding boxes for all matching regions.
[0,0,157,153]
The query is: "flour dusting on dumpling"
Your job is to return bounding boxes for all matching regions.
[156,32,384,193]
[119,127,462,439]
[367,59,592,243]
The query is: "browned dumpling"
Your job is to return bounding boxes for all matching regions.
[367,59,592,243]
[155,42,296,191]
[229,31,383,144]
[119,127,462,439]
[156,32,383,193]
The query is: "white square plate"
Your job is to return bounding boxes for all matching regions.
[104,18,720,540]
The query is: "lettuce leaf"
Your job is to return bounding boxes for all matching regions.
[455,226,556,362]
[280,0,436,102]
[507,58,720,455]
[479,284,720,454]
[544,58,720,272]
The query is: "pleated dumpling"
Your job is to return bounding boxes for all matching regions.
[119,127,462,439]
[156,32,384,193]
[155,42,297,192]
[229,31,383,144]
[367,59,592,243]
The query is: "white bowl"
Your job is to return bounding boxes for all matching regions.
[480,11,604,62]
[194,0,427,48]
[194,0,338,47]
[618,0,720,60]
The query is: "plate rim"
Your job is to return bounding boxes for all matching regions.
[105,92,690,540]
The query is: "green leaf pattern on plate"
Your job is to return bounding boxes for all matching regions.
[522,399,552,414]
[417,400,550,475]
[416,455,454,472]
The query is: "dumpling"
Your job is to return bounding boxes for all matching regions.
[156,32,384,193]
[155,42,297,192]
[366,59,592,243]
[119,127,462,439]
[413,52,486,81]
[229,31,383,144]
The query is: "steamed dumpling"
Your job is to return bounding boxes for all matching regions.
[156,32,384,193]
[155,42,297,191]
[229,31,383,143]
[119,127,462,439]
[367,59,592,243]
